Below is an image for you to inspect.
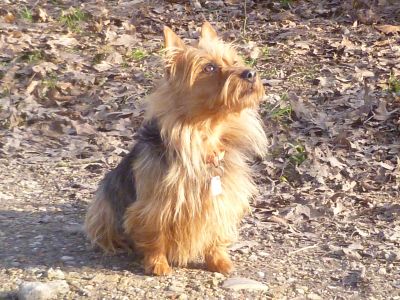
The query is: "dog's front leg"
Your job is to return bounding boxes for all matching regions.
[124,205,171,276]
[143,244,171,276]
[205,245,234,275]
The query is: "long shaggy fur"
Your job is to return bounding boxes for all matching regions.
[85,22,267,275]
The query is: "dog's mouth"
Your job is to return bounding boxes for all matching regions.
[248,83,255,92]
[242,80,262,97]
[243,86,254,96]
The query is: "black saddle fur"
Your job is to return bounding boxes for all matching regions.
[100,119,165,228]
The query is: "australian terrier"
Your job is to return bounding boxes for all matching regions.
[85,22,267,275]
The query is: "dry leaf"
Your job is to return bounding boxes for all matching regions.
[110,34,136,47]
[51,36,79,47]
[373,100,399,121]
[93,62,113,72]
[71,121,97,136]
[4,12,16,23]
[37,8,50,22]
[376,25,400,34]
[26,80,40,95]
[32,62,58,76]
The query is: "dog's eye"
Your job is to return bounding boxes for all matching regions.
[203,63,217,73]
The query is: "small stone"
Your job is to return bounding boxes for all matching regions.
[307,293,323,300]
[63,224,84,234]
[257,271,265,278]
[67,271,80,278]
[0,291,15,299]
[168,285,185,293]
[54,215,64,222]
[378,267,386,275]
[222,277,268,291]
[106,274,120,283]
[277,276,287,282]
[178,294,188,300]
[263,79,284,86]
[210,278,219,287]
[191,0,202,9]
[213,272,225,279]
[11,261,21,267]
[194,284,205,292]
[302,286,309,292]
[46,268,65,280]
[26,267,43,275]
[238,248,250,254]
[18,280,69,300]
[91,274,107,283]
[40,215,52,223]
[384,251,397,262]
[287,277,296,283]
[205,0,224,8]
[248,253,258,261]
[296,288,305,294]
[60,256,74,261]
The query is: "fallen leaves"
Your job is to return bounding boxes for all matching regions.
[109,34,137,47]
[49,36,79,47]
[375,24,400,34]
[373,100,399,121]
[0,1,399,299]
[4,12,16,23]
[32,62,58,76]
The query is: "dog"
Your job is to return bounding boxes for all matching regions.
[84,22,267,275]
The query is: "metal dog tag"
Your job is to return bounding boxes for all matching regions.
[210,176,222,197]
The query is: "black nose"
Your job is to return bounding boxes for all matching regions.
[241,69,257,82]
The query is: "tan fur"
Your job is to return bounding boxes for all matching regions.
[85,187,127,253]
[85,22,267,275]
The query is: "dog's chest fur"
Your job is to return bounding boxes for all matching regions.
[118,118,254,264]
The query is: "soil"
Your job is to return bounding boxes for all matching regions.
[1,0,400,299]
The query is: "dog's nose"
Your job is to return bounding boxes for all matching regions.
[241,69,257,82]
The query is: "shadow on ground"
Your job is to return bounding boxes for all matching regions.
[0,205,142,273]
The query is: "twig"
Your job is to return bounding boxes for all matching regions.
[243,0,247,36]
[288,243,320,255]
[264,175,276,193]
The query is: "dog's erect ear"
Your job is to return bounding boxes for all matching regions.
[164,26,185,49]
[201,21,218,40]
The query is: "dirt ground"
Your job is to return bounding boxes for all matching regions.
[1,0,400,299]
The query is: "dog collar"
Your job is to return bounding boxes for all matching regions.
[206,150,225,168]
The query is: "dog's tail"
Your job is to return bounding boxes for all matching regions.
[84,186,127,253]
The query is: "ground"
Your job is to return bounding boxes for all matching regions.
[1,0,400,299]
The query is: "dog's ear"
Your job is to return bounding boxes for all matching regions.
[201,21,218,40]
[164,26,185,49]
[163,26,185,79]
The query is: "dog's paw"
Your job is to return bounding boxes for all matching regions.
[206,253,234,275]
[151,261,172,276]
[144,254,171,276]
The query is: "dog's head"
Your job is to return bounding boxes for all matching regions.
[162,22,264,119]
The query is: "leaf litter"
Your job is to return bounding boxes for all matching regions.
[0,0,400,299]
